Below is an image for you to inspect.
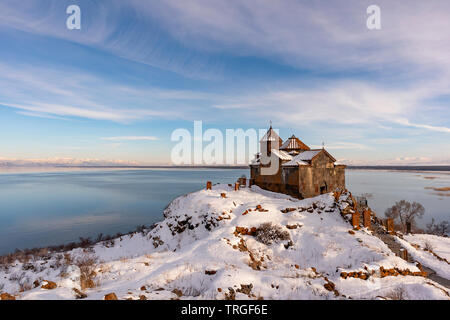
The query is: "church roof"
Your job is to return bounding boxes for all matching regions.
[271,149,292,161]
[261,126,282,143]
[280,135,310,151]
[282,149,336,166]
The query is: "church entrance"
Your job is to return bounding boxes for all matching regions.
[320,182,327,194]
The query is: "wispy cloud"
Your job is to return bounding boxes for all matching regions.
[0,62,207,122]
[0,1,449,164]
[213,80,450,134]
[311,142,370,150]
[101,136,159,141]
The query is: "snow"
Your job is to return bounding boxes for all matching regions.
[395,234,450,279]
[270,149,292,161]
[1,185,449,300]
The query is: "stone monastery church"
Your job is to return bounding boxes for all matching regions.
[250,126,346,199]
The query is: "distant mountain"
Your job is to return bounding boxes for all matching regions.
[0,158,140,167]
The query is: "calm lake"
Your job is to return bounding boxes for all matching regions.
[0,167,449,255]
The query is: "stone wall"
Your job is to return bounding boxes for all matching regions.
[250,151,346,199]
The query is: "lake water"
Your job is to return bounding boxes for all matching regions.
[0,167,449,255]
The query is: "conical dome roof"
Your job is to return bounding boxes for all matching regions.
[261,126,282,142]
[280,135,310,151]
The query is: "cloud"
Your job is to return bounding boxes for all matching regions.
[337,156,450,166]
[2,0,450,80]
[101,136,159,141]
[213,80,450,134]
[394,119,450,133]
[311,142,370,150]
[0,62,207,122]
[127,0,450,77]
[0,0,449,166]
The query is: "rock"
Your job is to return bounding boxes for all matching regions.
[139,295,147,300]
[236,284,253,295]
[33,280,40,288]
[140,286,146,291]
[41,280,57,290]
[348,230,355,235]
[0,293,15,300]
[104,293,118,300]
[205,270,217,275]
[324,282,335,291]
[224,288,236,300]
[172,289,183,297]
[73,288,87,299]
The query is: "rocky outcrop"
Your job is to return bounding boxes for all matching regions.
[41,280,57,290]
[0,293,15,300]
[104,293,118,300]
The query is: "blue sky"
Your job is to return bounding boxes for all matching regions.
[0,0,449,165]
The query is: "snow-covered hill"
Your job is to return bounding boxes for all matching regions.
[1,185,449,300]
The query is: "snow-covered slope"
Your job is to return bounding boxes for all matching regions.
[395,234,450,280]
[1,185,449,300]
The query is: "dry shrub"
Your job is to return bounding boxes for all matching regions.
[426,218,449,236]
[424,241,434,252]
[386,287,407,300]
[75,254,99,290]
[63,253,72,265]
[254,223,291,245]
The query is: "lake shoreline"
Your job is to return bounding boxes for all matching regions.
[0,168,448,255]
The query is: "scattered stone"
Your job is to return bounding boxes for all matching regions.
[140,286,146,291]
[224,288,236,300]
[284,240,294,249]
[205,270,217,275]
[0,293,15,300]
[324,282,335,292]
[41,280,57,290]
[348,230,355,235]
[236,284,253,295]
[73,288,87,299]
[104,293,118,300]
[234,226,257,236]
[139,295,147,300]
[172,288,183,297]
